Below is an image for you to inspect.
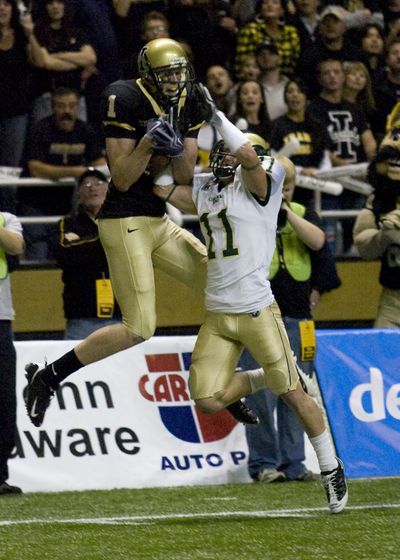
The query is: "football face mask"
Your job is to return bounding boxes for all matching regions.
[210,140,238,181]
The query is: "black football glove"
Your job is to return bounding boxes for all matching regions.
[195,83,222,127]
[145,117,184,158]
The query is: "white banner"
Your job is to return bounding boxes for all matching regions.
[11,337,318,493]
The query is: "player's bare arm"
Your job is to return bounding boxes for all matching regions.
[284,204,325,251]
[170,137,198,185]
[153,183,197,214]
[106,136,154,192]
[197,83,272,198]
[236,143,268,199]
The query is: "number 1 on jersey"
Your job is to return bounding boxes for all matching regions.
[107,95,117,118]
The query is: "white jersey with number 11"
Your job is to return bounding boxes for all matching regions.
[192,156,285,314]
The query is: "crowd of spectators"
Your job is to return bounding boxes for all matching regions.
[1,0,400,258]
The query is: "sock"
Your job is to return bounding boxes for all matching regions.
[41,350,84,389]
[246,368,267,393]
[309,430,338,473]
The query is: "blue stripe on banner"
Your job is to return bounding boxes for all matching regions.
[315,329,400,478]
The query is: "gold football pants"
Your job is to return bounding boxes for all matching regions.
[98,215,207,339]
[189,301,299,399]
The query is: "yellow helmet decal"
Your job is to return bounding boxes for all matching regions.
[386,102,400,132]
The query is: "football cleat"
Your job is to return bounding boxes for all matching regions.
[226,399,260,425]
[0,482,23,495]
[321,458,348,513]
[24,363,56,427]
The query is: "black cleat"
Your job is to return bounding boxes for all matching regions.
[321,457,348,513]
[226,399,259,425]
[0,482,23,495]
[24,363,56,427]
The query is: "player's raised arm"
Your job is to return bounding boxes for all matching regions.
[196,84,271,198]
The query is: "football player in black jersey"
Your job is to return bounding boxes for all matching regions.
[24,38,257,428]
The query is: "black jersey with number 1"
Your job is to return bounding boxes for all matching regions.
[98,79,204,219]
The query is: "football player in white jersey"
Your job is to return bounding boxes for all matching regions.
[154,86,348,514]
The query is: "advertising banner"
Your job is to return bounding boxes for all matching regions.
[315,329,400,478]
[12,328,398,493]
[12,338,254,493]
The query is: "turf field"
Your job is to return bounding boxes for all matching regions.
[0,478,399,560]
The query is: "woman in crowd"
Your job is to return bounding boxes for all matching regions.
[29,0,96,123]
[270,77,330,205]
[342,61,376,121]
[0,0,44,210]
[231,79,271,142]
[358,23,385,75]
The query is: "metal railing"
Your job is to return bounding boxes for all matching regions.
[0,163,372,228]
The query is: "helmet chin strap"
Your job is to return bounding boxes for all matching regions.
[160,82,186,109]
[161,84,189,128]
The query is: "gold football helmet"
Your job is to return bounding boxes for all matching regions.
[138,38,194,104]
[244,133,270,156]
[210,133,270,180]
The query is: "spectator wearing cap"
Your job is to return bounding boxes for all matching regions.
[321,2,384,31]
[52,167,121,340]
[235,0,300,78]
[256,38,288,120]
[299,5,368,95]
[314,7,367,67]
[20,86,106,260]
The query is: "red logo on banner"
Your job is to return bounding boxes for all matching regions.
[138,353,237,443]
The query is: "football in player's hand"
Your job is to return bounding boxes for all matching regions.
[146,154,171,178]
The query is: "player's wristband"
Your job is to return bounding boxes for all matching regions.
[241,161,261,171]
[164,184,178,203]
